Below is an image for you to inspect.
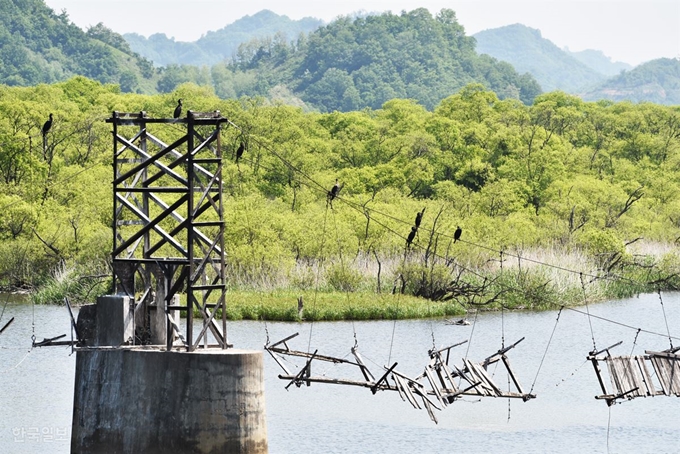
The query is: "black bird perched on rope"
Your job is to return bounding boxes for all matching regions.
[415,208,425,230]
[235,141,245,162]
[41,113,53,150]
[406,226,417,248]
[327,179,343,208]
[453,226,462,243]
[173,99,182,119]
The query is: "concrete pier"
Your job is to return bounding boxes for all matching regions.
[71,295,268,454]
[71,348,268,454]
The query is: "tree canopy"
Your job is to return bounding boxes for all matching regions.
[1,78,680,303]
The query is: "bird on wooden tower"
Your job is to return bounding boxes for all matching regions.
[414,208,425,230]
[406,226,417,248]
[41,113,53,150]
[453,226,462,243]
[173,99,182,119]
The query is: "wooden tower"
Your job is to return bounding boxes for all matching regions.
[108,110,228,351]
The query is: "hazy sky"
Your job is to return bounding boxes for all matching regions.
[43,0,679,66]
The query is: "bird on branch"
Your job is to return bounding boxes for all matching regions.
[414,207,425,230]
[41,113,53,151]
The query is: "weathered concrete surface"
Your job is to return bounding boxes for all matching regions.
[95,295,134,347]
[71,348,268,454]
[76,304,97,347]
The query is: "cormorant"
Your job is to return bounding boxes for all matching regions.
[327,179,344,209]
[415,208,425,230]
[173,99,182,119]
[328,179,342,200]
[406,226,417,248]
[42,113,53,137]
[235,142,245,162]
[453,226,462,243]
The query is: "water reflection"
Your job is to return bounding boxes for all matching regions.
[0,293,679,453]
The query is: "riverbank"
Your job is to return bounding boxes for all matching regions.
[25,242,680,321]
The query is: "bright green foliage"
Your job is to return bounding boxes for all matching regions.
[257,9,542,109]
[1,77,679,312]
[0,0,154,91]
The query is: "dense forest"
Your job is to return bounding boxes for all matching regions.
[1,78,680,315]
[0,0,154,91]
[583,58,680,105]
[1,1,540,111]
[163,8,543,110]
[3,0,678,114]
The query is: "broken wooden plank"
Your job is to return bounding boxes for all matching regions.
[33,334,66,347]
[589,341,623,358]
[268,346,360,366]
[635,355,657,396]
[424,366,446,407]
[266,349,291,376]
[471,361,504,396]
[371,362,398,395]
[411,385,442,412]
[463,359,495,396]
[278,374,393,391]
[0,317,14,335]
[285,350,317,390]
[483,337,525,367]
[393,375,407,402]
[502,355,529,397]
[351,346,376,382]
[648,354,680,396]
[64,297,81,342]
[393,374,421,409]
[420,394,438,424]
[267,332,299,349]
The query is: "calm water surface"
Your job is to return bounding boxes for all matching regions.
[1,292,679,453]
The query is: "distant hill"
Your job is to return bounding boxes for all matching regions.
[224,9,542,110]
[0,0,155,91]
[124,10,324,67]
[473,24,605,92]
[582,58,680,105]
[566,49,632,77]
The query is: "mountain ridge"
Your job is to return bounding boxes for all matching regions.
[124,10,324,67]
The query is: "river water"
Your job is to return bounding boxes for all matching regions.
[1,292,679,453]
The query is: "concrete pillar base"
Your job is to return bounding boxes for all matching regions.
[71,348,268,454]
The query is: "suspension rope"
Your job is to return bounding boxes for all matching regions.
[607,406,612,453]
[308,206,330,353]
[330,205,359,347]
[387,251,407,366]
[530,306,563,394]
[629,328,641,357]
[657,289,673,350]
[500,250,505,349]
[564,306,680,342]
[0,299,8,324]
[555,359,588,388]
[581,273,598,352]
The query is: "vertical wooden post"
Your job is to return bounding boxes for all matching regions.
[186,111,195,351]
